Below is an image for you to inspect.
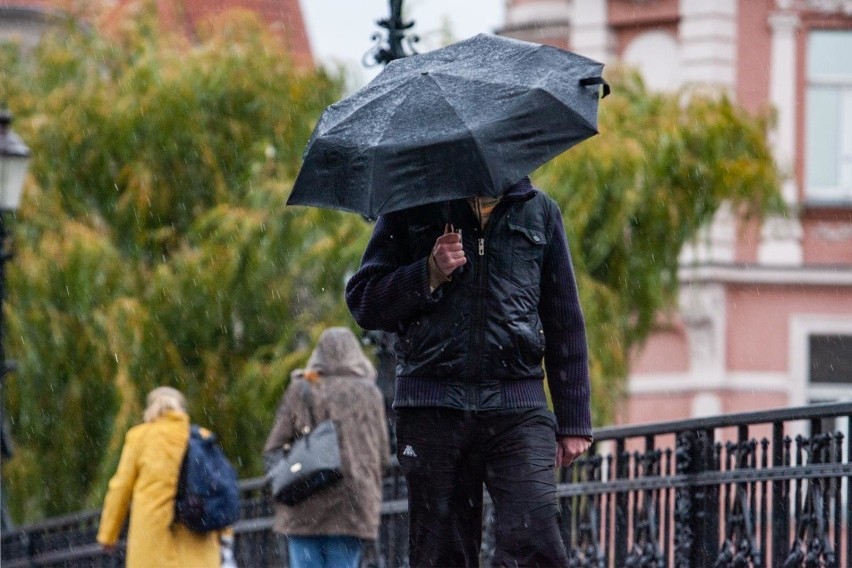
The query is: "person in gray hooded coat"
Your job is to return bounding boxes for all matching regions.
[264,327,390,568]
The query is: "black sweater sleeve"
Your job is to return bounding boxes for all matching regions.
[540,204,592,437]
[345,213,439,332]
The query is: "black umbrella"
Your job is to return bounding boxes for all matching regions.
[287,33,609,219]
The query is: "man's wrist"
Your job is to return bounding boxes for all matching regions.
[558,433,594,442]
[427,253,451,291]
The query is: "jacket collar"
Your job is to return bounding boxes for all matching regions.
[503,176,537,201]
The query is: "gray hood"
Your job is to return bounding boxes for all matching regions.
[296,327,376,381]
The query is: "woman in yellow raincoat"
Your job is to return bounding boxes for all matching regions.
[97,386,228,568]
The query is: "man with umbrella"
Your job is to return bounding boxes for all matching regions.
[290,34,607,567]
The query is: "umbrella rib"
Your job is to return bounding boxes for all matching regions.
[533,82,599,132]
[427,68,563,101]
[322,74,414,134]
[367,80,420,217]
[432,69,599,133]
[424,73,496,191]
[426,71,599,182]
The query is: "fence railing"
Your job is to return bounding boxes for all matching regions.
[3,402,851,567]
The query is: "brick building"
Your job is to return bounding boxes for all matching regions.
[500,0,852,427]
[0,0,312,65]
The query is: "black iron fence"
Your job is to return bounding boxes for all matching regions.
[2,402,851,567]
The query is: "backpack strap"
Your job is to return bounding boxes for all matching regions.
[172,424,194,531]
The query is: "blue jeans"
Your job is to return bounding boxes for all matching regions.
[288,535,362,568]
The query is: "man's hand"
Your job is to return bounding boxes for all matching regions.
[556,435,591,467]
[428,224,466,286]
[432,224,466,276]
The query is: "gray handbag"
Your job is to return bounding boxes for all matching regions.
[266,380,343,506]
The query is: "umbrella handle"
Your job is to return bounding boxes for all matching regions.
[579,76,611,99]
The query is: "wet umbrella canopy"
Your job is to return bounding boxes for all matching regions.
[287,33,609,219]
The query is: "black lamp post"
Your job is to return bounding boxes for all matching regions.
[361,1,418,450]
[0,109,31,531]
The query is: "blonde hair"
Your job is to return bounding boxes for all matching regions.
[143,386,187,423]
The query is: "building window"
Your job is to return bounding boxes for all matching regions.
[622,31,681,92]
[809,334,852,385]
[807,334,852,459]
[807,333,852,410]
[806,30,852,203]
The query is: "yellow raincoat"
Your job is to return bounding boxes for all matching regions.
[97,410,221,568]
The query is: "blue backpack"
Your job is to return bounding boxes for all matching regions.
[174,425,240,532]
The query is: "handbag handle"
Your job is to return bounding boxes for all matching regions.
[300,379,318,431]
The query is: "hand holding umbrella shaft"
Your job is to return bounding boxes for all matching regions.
[432,225,466,278]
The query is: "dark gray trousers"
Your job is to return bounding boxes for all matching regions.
[396,407,570,568]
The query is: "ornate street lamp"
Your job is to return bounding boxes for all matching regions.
[0,109,31,530]
[364,0,419,67]
[361,1,418,450]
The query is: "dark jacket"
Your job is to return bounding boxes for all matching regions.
[345,177,591,437]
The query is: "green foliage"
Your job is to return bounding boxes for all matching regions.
[535,70,783,421]
[1,17,781,522]
[1,10,374,521]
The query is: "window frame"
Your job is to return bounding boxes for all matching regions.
[804,29,852,204]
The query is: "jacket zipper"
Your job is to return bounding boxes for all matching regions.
[468,201,508,409]
[467,223,481,410]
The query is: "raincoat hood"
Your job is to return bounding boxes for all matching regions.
[298,327,376,381]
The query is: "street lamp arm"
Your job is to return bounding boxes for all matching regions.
[363,0,419,67]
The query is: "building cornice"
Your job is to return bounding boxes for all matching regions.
[497,19,571,35]
[679,263,852,286]
[803,0,852,15]
[629,372,790,394]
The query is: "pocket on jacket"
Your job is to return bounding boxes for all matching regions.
[509,221,546,285]
[513,314,545,370]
